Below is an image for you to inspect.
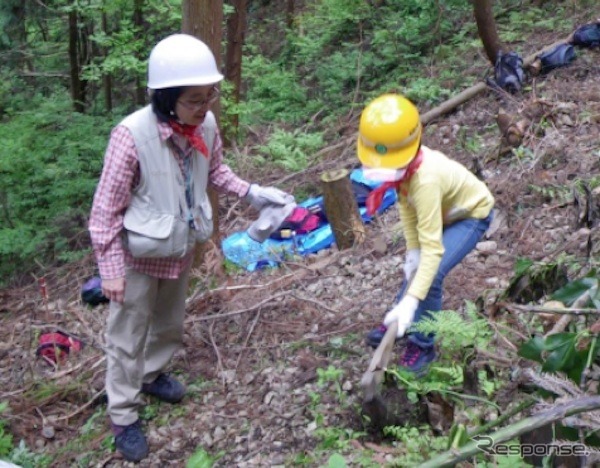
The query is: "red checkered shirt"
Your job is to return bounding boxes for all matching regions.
[89,118,250,280]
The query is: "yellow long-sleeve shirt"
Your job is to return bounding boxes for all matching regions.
[399,146,494,300]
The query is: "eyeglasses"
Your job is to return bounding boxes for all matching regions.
[177,87,220,111]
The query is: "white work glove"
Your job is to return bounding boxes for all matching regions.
[403,249,420,281]
[383,294,420,338]
[245,184,295,210]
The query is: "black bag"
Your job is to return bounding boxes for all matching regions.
[352,180,375,206]
[572,23,600,48]
[492,51,525,93]
[537,43,576,73]
[81,276,109,306]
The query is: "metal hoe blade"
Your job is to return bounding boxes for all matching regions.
[360,320,398,400]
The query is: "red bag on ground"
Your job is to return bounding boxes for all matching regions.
[36,331,83,364]
[269,206,323,240]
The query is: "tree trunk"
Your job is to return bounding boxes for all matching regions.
[286,0,295,29]
[473,0,503,65]
[182,0,224,270]
[102,12,113,112]
[68,10,85,113]
[133,0,146,106]
[224,0,247,138]
[320,169,365,250]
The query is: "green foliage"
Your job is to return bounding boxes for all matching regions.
[412,302,493,356]
[317,365,346,403]
[519,332,596,383]
[0,401,13,457]
[0,94,117,283]
[254,128,323,172]
[325,453,347,468]
[187,447,222,468]
[505,256,569,304]
[238,50,318,125]
[1,401,51,467]
[390,303,501,408]
[80,407,104,436]
[314,426,366,453]
[383,425,448,466]
[551,269,600,308]
[7,440,51,468]
[518,271,600,381]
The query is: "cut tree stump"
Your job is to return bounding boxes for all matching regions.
[496,108,531,147]
[320,169,365,250]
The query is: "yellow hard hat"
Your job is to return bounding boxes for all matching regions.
[357,94,422,169]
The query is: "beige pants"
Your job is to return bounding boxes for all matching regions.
[105,264,191,425]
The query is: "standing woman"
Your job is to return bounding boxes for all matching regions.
[89,34,291,462]
[360,94,495,374]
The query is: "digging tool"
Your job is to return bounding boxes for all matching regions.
[360,320,398,427]
[360,276,415,427]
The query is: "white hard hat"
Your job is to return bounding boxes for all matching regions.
[147,34,224,89]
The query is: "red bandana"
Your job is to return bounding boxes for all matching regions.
[365,149,424,216]
[169,120,209,158]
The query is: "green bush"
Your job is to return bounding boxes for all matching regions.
[0,94,119,283]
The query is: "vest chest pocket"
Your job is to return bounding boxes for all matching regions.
[123,208,194,259]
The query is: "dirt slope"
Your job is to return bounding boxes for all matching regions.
[0,40,598,468]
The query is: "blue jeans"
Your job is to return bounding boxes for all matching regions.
[396,213,493,349]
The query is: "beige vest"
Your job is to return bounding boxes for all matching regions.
[120,106,216,258]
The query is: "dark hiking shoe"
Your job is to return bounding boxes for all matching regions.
[365,324,400,349]
[142,373,185,403]
[113,420,149,462]
[399,342,436,375]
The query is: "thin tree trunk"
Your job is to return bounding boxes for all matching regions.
[68,10,85,113]
[182,0,224,269]
[133,0,146,106]
[224,0,247,138]
[102,12,113,112]
[182,0,223,125]
[473,0,503,65]
[286,0,294,29]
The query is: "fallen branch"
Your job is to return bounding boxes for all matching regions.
[53,388,105,422]
[546,291,592,337]
[187,289,342,323]
[502,302,599,316]
[186,273,297,304]
[420,35,575,125]
[420,395,600,468]
[289,292,340,315]
[186,291,289,322]
[469,396,538,438]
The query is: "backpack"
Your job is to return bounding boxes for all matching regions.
[269,206,324,240]
[491,51,525,93]
[537,43,576,73]
[352,180,375,206]
[81,276,109,306]
[36,331,84,364]
[572,23,600,48]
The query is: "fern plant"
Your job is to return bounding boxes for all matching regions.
[386,302,500,407]
[254,128,323,172]
[0,402,13,457]
[411,302,493,358]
